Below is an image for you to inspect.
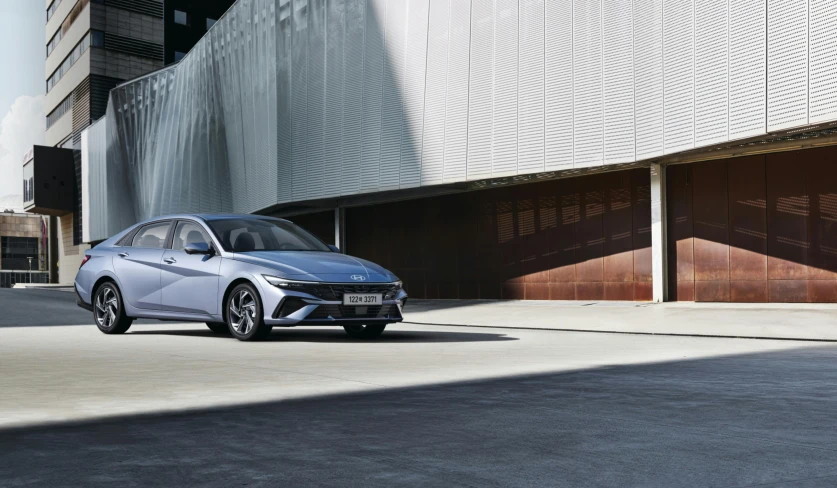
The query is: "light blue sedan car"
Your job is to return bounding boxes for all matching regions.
[75,214,406,341]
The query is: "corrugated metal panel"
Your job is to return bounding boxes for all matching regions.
[810,0,837,124]
[443,0,470,182]
[341,0,365,195]
[573,0,603,168]
[291,0,309,201]
[517,0,544,175]
[400,0,430,188]
[466,0,493,179]
[729,0,766,140]
[767,0,808,131]
[380,0,407,190]
[324,0,346,197]
[663,0,694,154]
[306,0,327,199]
[602,0,635,164]
[491,0,518,177]
[276,0,292,202]
[544,0,573,170]
[421,0,450,185]
[694,0,728,146]
[633,0,663,160]
[360,0,386,193]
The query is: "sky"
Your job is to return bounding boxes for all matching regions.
[0,0,45,209]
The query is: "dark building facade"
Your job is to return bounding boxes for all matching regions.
[163,0,236,64]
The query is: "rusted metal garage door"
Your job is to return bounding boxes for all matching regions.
[667,147,837,302]
[347,168,652,301]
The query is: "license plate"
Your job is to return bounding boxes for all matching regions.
[343,294,382,306]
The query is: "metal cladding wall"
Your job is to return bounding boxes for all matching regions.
[347,169,653,301]
[667,147,837,303]
[92,0,837,241]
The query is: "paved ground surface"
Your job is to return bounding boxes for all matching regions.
[405,299,837,341]
[3,289,837,487]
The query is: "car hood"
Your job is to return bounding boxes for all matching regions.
[230,251,397,282]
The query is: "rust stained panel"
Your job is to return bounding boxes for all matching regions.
[604,282,634,300]
[806,147,837,280]
[769,280,809,303]
[809,280,837,303]
[603,171,635,282]
[459,281,479,299]
[634,282,653,301]
[479,281,502,299]
[526,283,551,300]
[695,281,731,302]
[632,169,653,282]
[498,193,522,285]
[728,155,768,282]
[691,160,730,282]
[549,178,579,283]
[523,191,550,283]
[767,152,809,280]
[502,283,525,300]
[576,282,604,300]
[576,175,605,282]
[550,282,576,300]
[666,164,695,300]
[730,281,768,303]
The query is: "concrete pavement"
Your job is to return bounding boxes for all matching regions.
[4,289,837,486]
[404,299,837,341]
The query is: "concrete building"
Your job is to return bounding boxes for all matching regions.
[76,0,837,303]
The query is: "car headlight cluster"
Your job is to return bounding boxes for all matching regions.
[263,275,313,289]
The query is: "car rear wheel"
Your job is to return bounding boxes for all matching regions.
[226,283,272,341]
[206,322,230,334]
[343,324,386,339]
[94,282,133,334]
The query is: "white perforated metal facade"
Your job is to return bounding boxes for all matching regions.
[90,0,837,239]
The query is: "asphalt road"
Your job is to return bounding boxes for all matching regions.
[2,289,837,487]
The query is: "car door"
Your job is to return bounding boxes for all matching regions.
[160,220,222,316]
[112,220,172,310]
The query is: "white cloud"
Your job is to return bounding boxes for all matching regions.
[0,95,45,210]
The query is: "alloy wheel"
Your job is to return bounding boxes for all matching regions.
[95,287,118,329]
[230,290,257,335]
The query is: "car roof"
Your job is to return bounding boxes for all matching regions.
[145,213,289,223]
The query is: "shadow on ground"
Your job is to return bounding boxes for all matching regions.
[3,346,837,487]
[127,326,517,344]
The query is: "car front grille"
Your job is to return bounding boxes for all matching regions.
[290,283,400,301]
[305,304,402,321]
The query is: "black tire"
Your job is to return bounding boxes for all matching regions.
[206,322,230,334]
[225,283,272,341]
[343,324,387,339]
[93,282,133,334]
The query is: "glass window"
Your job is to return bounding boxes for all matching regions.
[131,222,171,248]
[206,18,217,30]
[91,30,104,48]
[207,218,331,253]
[174,51,187,62]
[174,10,189,26]
[172,221,210,251]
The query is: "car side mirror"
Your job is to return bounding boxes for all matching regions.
[327,244,341,253]
[184,242,212,255]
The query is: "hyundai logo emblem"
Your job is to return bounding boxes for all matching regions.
[350,275,367,281]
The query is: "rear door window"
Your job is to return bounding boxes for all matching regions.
[131,221,171,249]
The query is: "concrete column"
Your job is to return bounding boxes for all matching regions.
[650,163,668,302]
[48,216,58,284]
[334,208,346,252]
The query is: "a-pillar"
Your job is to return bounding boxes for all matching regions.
[650,163,668,303]
[334,207,346,252]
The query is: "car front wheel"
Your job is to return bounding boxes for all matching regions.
[94,282,133,334]
[343,324,386,339]
[226,284,272,341]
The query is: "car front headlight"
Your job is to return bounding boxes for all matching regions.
[263,275,315,289]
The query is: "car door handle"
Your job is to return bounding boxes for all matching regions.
[163,257,177,264]
[118,252,129,258]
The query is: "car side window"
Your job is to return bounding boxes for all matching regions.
[172,221,210,251]
[131,221,171,249]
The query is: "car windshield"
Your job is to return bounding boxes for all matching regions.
[207,218,332,253]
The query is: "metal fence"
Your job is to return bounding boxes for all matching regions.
[0,271,50,288]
